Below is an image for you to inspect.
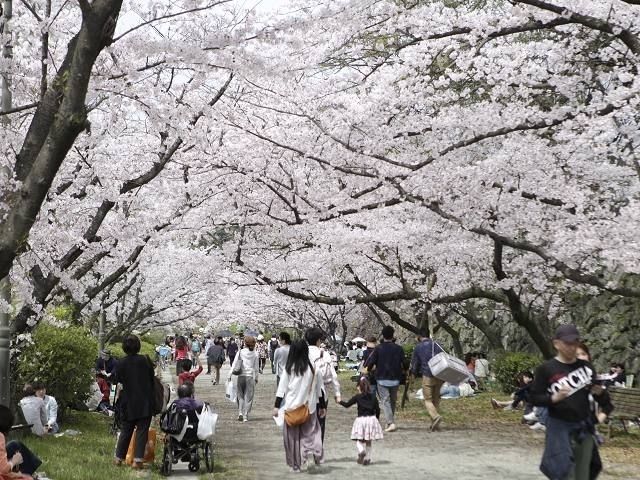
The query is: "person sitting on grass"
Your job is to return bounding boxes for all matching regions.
[491,371,534,414]
[0,404,43,479]
[178,357,203,386]
[18,385,48,437]
[31,383,58,434]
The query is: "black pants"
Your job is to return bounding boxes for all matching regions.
[6,440,42,475]
[115,416,152,461]
[317,405,328,443]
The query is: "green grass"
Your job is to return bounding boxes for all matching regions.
[8,411,226,479]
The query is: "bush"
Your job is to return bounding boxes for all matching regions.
[493,352,541,393]
[17,323,98,413]
[108,339,157,361]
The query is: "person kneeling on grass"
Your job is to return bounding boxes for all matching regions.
[0,404,43,479]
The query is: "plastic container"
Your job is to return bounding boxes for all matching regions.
[428,352,470,385]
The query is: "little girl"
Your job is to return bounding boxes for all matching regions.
[339,376,383,465]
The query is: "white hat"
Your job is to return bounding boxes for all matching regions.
[257,334,264,341]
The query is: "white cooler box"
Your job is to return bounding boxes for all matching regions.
[429,352,470,385]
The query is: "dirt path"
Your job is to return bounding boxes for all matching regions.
[176,360,638,479]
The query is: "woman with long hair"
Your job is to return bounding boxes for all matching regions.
[272,340,326,472]
[174,336,190,376]
[229,335,259,422]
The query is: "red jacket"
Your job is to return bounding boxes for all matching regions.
[178,365,203,385]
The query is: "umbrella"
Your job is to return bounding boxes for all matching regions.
[216,329,233,337]
[351,337,366,343]
[245,330,259,337]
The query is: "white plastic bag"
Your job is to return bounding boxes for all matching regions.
[225,379,237,403]
[196,404,218,440]
[272,407,285,430]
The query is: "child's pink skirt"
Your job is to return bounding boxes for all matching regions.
[350,415,384,441]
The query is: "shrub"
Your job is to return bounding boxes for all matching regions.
[493,352,541,393]
[17,323,98,414]
[108,339,157,361]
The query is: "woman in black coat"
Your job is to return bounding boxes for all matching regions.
[114,335,154,469]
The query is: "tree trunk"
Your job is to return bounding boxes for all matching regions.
[0,0,124,280]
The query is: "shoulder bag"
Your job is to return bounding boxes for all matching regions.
[284,366,315,427]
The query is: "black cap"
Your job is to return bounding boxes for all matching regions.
[553,324,580,343]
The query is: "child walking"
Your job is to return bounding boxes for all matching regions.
[339,377,383,465]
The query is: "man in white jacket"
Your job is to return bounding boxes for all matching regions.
[305,327,341,443]
[33,382,59,433]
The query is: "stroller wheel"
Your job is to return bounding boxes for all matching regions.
[188,461,200,472]
[204,442,214,472]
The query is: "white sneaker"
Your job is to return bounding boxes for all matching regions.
[384,423,397,432]
[523,411,538,422]
[530,422,546,431]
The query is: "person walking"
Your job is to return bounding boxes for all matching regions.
[206,338,226,385]
[256,335,268,374]
[339,376,383,465]
[305,327,341,442]
[273,340,325,472]
[226,337,239,365]
[113,335,155,470]
[174,336,190,376]
[529,325,613,480]
[409,328,445,431]
[269,335,280,374]
[229,336,259,422]
[364,325,404,433]
[273,332,291,387]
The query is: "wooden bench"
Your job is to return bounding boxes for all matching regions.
[607,386,640,438]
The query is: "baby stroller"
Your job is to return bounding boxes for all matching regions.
[159,402,214,475]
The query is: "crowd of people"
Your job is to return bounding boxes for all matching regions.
[0,323,634,479]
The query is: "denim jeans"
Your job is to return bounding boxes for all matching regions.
[377,384,399,425]
[6,440,42,475]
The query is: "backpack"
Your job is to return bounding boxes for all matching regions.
[160,403,187,434]
[152,376,167,415]
[192,340,201,352]
[314,350,335,386]
[270,339,279,351]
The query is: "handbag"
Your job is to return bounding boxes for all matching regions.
[231,357,242,375]
[225,379,237,403]
[124,427,156,465]
[284,369,315,427]
[196,403,218,440]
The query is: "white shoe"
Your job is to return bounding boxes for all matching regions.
[523,411,538,422]
[530,422,546,431]
[384,423,397,432]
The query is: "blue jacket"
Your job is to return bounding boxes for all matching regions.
[364,341,404,382]
[410,339,443,377]
[541,416,601,480]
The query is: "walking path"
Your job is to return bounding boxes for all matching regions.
[162,359,639,479]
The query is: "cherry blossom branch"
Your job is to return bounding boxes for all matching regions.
[112,1,233,43]
[0,102,38,116]
[513,0,640,54]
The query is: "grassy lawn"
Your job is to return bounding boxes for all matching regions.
[8,411,222,479]
[337,369,640,468]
